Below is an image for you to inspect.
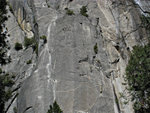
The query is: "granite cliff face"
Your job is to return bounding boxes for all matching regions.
[4,0,150,113]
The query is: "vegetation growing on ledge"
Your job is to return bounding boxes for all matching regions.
[65,8,74,16]
[141,15,150,29]
[47,101,63,113]
[15,42,23,51]
[24,37,35,48]
[40,35,47,44]
[0,0,11,65]
[24,36,38,55]
[125,45,150,113]
[0,70,15,113]
[26,59,32,64]
[80,6,88,17]
[0,1,15,112]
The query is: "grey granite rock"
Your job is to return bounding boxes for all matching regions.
[5,0,150,113]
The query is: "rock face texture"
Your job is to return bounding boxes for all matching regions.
[5,0,150,113]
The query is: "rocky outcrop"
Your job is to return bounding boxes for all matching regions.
[5,0,150,113]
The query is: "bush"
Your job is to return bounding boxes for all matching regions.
[24,37,38,54]
[26,60,32,64]
[40,35,47,44]
[47,101,63,113]
[140,15,150,41]
[94,43,98,54]
[141,15,150,29]
[125,45,150,113]
[13,107,17,113]
[24,37,35,48]
[80,6,88,17]
[14,42,22,51]
[65,8,74,16]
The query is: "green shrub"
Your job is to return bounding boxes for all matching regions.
[26,60,32,64]
[0,0,10,65]
[65,8,74,16]
[47,101,63,113]
[141,15,150,29]
[24,37,35,48]
[140,15,150,41]
[80,6,88,17]
[126,45,150,113]
[40,35,47,44]
[0,1,15,112]
[14,42,23,51]
[94,43,98,54]
[13,107,17,113]
[24,36,38,55]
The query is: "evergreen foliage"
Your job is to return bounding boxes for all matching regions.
[0,1,15,112]
[0,69,15,113]
[80,6,88,17]
[0,0,11,65]
[65,8,74,16]
[47,101,63,113]
[126,45,150,113]
[24,37,38,54]
[24,37,35,48]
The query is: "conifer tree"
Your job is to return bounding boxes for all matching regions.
[47,101,63,113]
[126,45,150,113]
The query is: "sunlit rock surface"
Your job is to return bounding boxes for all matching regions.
[5,0,150,113]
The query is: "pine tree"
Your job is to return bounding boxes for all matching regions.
[126,45,150,113]
[0,0,14,112]
[47,101,63,113]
